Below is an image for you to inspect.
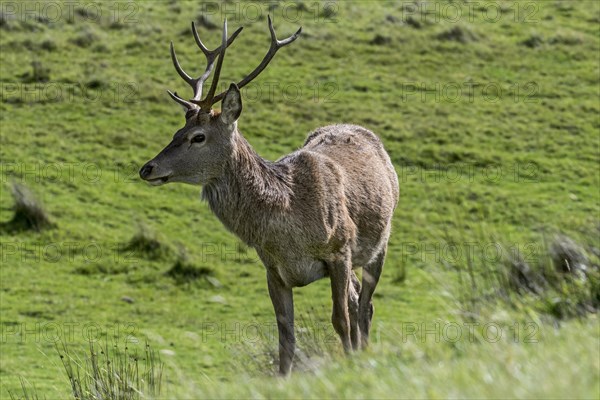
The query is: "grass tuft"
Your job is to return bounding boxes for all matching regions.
[436,26,479,43]
[522,34,544,48]
[0,11,17,30]
[123,223,170,260]
[40,39,57,52]
[71,26,99,48]
[59,340,163,400]
[451,232,599,320]
[20,60,51,83]
[3,183,53,232]
[549,234,590,275]
[550,34,584,45]
[73,262,127,276]
[370,34,392,46]
[195,14,218,30]
[405,16,422,29]
[166,247,212,283]
[505,250,545,295]
[86,76,109,90]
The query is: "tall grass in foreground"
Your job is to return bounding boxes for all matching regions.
[9,340,164,400]
[58,340,163,400]
[169,320,599,399]
[8,377,42,400]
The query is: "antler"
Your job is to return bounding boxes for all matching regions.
[168,16,302,112]
[168,19,243,111]
[195,15,302,108]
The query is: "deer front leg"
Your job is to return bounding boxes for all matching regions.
[267,271,295,376]
[329,252,353,353]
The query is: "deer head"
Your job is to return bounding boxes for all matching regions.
[139,17,301,186]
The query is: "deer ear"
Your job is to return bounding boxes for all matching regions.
[220,83,242,125]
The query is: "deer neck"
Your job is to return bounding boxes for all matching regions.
[201,129,293,246]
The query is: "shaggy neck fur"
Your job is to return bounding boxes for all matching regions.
[202,128,293,246]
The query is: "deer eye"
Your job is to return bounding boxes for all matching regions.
[191,134,205,143]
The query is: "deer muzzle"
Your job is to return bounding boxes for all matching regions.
[139,162,171,185]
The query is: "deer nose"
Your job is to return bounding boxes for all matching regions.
[139,163,155,180]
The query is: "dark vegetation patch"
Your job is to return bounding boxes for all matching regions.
[0,12,48,32]
[195,14,218,30]
[123,223,171,260]
[8,38,57,52]
[436,26,479,43]
[1,183,54,233]
[20,60,51,83]
[291,2,310,12]
[404,16,422,29]
[0,12,31,31]
[452,233,599,320]
[73,263,128,276]
[387,14,423,29]
[19,309,53,319]
[549,235,590,274]
[0,11,12,29]
[166,249,212,284]
[70,26,99,48]
[522,34,544,48]
[86,76,109,90]
[385,14,401,24]
[554,2,575,14]
[40,39,57,51]
[108,20,126,30]
[320,4,337,19]
[74,7,98,20]
[549,34,584,46]
[168,2,182,14]
[370,34,392,46]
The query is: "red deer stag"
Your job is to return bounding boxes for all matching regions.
[140,17,399,376]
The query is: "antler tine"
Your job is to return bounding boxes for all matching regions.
[170,41,208,102]
[210,15,302,106]
[170,43,195,90]
[167,90,197,110]
[169,16,300,111]
[195,19,229,110]
[168,20,242,109]
[192,21,243,59]
[267,14,302,47]
[192,21,243,83]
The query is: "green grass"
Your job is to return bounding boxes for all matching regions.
[1,1,599,398]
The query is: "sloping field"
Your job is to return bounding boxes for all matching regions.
[0,1,598,398]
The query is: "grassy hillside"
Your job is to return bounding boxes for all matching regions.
[1,1,598,398]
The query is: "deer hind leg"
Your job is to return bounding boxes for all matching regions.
[329,251,353,353]
[359,246,386,349]
[348,271,361,350]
